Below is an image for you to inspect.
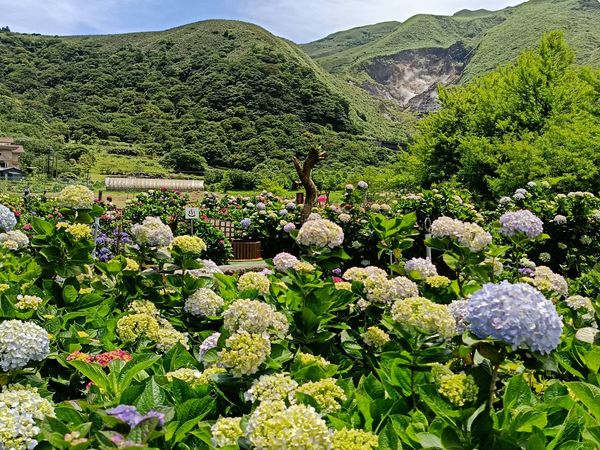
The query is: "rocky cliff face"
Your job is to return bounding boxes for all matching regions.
[361,42,471,112]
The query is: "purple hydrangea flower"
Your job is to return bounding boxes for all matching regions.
[256,202,266,211]
[331,268,342,277]
[106,405,144,427]
[199,332,221,355]
[518,268,535,277]
[240,218,251,229]
[466,281,562,354]
[499,210,543,238]
[143,410,165,427]
[279,209,288,216]
[283,222,296,233]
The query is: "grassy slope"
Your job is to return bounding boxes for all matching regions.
[306,0,600,79]
[301,22,401,59]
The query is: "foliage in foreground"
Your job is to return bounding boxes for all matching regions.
[0,183,599,449]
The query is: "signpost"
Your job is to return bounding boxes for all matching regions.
[185,207,200,234]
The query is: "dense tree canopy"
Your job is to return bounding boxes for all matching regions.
[413,31,600,198]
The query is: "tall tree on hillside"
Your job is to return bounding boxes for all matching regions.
[413,31,599,198]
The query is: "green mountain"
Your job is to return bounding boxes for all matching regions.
[0,20,410,177]
[303,0,600,111]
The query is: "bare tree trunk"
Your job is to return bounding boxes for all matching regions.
[293,146,327,223]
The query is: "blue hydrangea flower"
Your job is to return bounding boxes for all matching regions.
[256,202,266,211]
[499,210,543,238]
[0,204,17,232]
[466,281,562,354]
[240,218,251,229]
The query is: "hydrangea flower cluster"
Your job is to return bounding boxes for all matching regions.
[332,428,379,450]
[0,230,29,250]
[283,222,296,233]
[431,366,478,406]
[0,384,55,450]
[211,417,243,448]
[295,352,332,369]
[106,404,165,428]
[67,349,132,367]
[218,331,271,377]
[188,259,222,278]
[391,297,456,338]
[66,223,93,240]
[131,217,174,247]
[0,203,17,232]
[364,274,419,305]
[466,281,562,354]
[565,295,594,315]
[223,298,289,337]
[273,252,299,272]
[0,320,50,371]
[361,326,390,348]
[430,217,492,252]
[237,271,271,294]
[338,213,352,223]
[184,288,224,317]
[448,299,470,333]
[14,294,43,310]
[293,261,315,273]
[531,266,568,296]
[199,332,221,355]
[244,373,299,403]
[404,257,438,278]
[116,300,188,352]
[499,210,544,238]
[245,400,331,450]
[343,266,386,282]
[296,218,344,248]
[56,184,95,209]
[294,378,347,413]
[426,275,452,288]
[165,367,226,387]
[172,235,207,255]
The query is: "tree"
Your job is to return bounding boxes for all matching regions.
[293,145,327,223]
[161,149,206,174]
[412,31,599,198]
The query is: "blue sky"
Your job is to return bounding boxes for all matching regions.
[0,0,527,43]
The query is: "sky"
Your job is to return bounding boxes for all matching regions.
[0,0,528,43]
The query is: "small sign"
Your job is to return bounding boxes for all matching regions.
[185,207,200,219]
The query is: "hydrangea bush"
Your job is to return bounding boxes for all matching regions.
[0,184,598,449]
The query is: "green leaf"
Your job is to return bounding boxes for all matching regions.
[118,353,161,394]
[135,377,165,413]
[68,360,110,391]
[565,382,600,420]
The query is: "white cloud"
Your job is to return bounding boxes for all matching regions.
[0,0,527,41]
[237,0,526,42]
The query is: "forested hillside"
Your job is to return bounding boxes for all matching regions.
[0,20,410,179]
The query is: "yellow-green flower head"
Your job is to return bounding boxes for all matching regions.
[0,284,9,294]
[155,325,189,352]
[128,299,160,316]
[245,373,299,403]
[430,363,453,384]
[293,261,316,274]
[219,331,271,377]
[332,428,379,450]
[124,258,140,272]
[166,367,203,384]
[364,274,419,305]
[116,313,160,342]
[66,223,93,241]
[197,366,227,384]
[335,281,352,291]
[343,266,386,282]
[0,230,29,250]
[296,352,332,369]
[361,326,390,348]
[211,417,243,448]
[185,288,225,317]
[57,184,95,209]
[15,295,43,311]
[0,384,55,450]
[437,373,478,407]
[295,378,346,413]
[426,275,452,288]
[238,271,271,295]
[172,235,207,255]
[223,298,289,337]
[431,216,492,252]
[246,400,332,450]
[533,266,568,296]
[391,297,456,338]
